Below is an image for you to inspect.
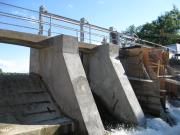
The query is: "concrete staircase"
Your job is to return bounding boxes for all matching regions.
[0,73,74,135]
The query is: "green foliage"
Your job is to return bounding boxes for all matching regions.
[125,25,137,35]
[0,68,2,73]
[125,6,180,45]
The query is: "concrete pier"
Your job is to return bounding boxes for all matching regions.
[30,35,105,135]
[82,44,145,125]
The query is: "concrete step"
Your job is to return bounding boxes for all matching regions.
[0,73,74,134]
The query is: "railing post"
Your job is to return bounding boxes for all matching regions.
[38,5,45,35]
[48,16,52,36]
[109,27,119,45]
[80,18,85,42]
[89,24,91,44]
[109,27,113,44]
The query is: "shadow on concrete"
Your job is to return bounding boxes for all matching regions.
[0,73,74,134]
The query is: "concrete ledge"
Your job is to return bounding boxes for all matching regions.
[0,123,74,135]
[0,29,49,48]
[0,29,98,50]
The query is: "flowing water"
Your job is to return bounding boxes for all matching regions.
[111,101,180,135]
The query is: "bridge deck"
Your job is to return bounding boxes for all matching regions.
[0,29,98,50]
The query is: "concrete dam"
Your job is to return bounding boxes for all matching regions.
[0,29,146,134]
[0,2,180,135]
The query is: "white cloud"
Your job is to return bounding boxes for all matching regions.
[29,15,37,24]
[11,10,26,16]
[30,15,36,20]
[12,10,19,15]
[11,10,37,24]
[67,4,73,8]
[0,59,15,69]
[98,0,105,4]
[0,59,29,73]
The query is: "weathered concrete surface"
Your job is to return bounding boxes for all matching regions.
[0,29,97,50]
[84,44,145,125]
[0,124,73,135]
[30,35,105,135]
[0,73,74,134]
[0,29,49,48]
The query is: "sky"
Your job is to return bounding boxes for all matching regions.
[0,0,179,73]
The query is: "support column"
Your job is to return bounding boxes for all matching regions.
[86,44,145,125]
[30,35,105,135]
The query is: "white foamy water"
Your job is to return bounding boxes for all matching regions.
[111,101,180,135]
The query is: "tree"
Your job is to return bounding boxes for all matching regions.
[125,25,137,35]
[0,68,2,73]
[125,6,180,45]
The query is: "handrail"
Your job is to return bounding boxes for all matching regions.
[0,21,62,35]
[0,1,178,52]
[42,11,110,33]
[0,11,107,38]
[42,12,80,26]
[119,33,177,53]
[0,2,38,13]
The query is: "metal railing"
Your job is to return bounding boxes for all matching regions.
[117,33,178,54]
[38,5,111,44]
[0,2,178,54]
[0,2,110,44]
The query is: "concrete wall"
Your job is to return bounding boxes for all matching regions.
[83,44,145,125]
[30,35,105,135]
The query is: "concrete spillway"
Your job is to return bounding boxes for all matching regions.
[0,73,74,134]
